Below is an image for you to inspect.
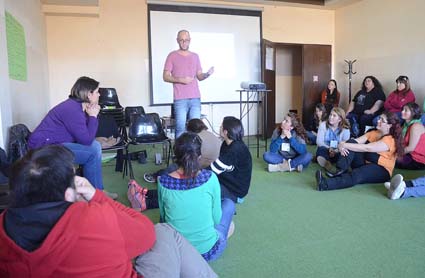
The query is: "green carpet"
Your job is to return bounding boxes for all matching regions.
[102,143,425,278]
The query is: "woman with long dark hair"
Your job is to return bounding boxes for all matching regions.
[346,75,386,137]
[158,132,234,261]
[321,79,341,113]
[396,102,425,169]
[316,111,403,191]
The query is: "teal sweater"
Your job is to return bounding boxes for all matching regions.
[158,170,222,254]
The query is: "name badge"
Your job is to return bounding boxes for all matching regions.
[330,140,338,148]
[281,143,290,152]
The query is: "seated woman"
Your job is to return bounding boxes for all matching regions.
[346,76,386,137]
[396,102,425,169]
[316,112,403,191]
[321,79,341,113]
[316,107,350,171]
[386,174,425,200]
[158,132,235,262]
[28,76,117,199]
[373,75,415,125]
[143,118,222,183]
[306,103,327,145]
[264,112,312,173]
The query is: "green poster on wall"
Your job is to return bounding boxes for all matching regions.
[5,11,27,81]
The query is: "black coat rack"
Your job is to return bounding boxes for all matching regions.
[344,60,357,103]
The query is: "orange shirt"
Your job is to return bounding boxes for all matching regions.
[365,130,396,175]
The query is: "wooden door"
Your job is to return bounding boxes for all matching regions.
[302,44,331,126]
[262,39,276,138]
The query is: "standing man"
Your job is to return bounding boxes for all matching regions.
[164,30,214,138]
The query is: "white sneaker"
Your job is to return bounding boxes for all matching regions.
[296,164,303,173]
[227,221,235,239]
[384,181,391,190]
[104,190,119,200]
[268,160,290,172]
[389,174,406,200]
[268,164,280,172]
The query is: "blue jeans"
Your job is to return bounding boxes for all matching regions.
[306,131,317,145]
[174,98,201,139]
[403,176,425,199]
[263,151,312,169]
[206,198,235,261]
[63,140,103,190]
[421,114,425,126]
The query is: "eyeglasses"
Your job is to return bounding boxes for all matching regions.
[178,39,190,43]
[378,116,388,124]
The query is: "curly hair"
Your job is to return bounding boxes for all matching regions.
[382,111,404,157]
[362,75,383,93]
[278,112,308,141]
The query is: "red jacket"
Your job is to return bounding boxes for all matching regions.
[0,190,156,278]
[384,89,415,113]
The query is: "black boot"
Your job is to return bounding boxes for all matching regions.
[316,170,328,191]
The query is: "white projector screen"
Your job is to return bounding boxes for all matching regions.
[148,4,262,105]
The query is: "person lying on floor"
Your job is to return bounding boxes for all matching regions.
[158,132,235,261]
[143,118,221,183]
[385,174,425,200]
[263,112,312,173]
[0,145,217,278]
[316,111,403,191]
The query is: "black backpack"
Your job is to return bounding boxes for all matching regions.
[0,147,9,185]
[7,124,31,164]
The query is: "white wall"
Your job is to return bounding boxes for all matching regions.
[0,0,50,149]
[334,0,425,109]
[43,0,335,135]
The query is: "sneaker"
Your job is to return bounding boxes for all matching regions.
[268,164,280,172]
[317,156,327,167]
[227,221,235,239]
[144,173,157,183]
[384,181,391,190]
[317,156,333,172]
[389,174,406,200]
[127,180,148,211]
[268,160,291,172]
[104,190,118,200]
[296,164,303,173]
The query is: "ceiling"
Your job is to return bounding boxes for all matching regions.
[40,0,361,9]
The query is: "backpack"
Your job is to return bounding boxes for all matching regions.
[7,124,31,164]
[0,147,10,185]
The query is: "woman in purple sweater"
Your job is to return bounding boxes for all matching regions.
[29,77,116,198]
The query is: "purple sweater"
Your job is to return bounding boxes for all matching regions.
[29,98,98,149]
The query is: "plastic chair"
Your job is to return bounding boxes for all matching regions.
[125,106,145,126]
[99,88,122,109]
[126,113,172,179]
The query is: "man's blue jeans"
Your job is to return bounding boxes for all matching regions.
[63,140,103,190]
[174,98,201,139]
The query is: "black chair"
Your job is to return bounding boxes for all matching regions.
[125,106,145,126]
[127,113,172,179]
[99,88,122,109]
[96,114,129,175]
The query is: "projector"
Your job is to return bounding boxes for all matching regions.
[240,81,266,90]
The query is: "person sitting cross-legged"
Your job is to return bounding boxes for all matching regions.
[0,145,217,278]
